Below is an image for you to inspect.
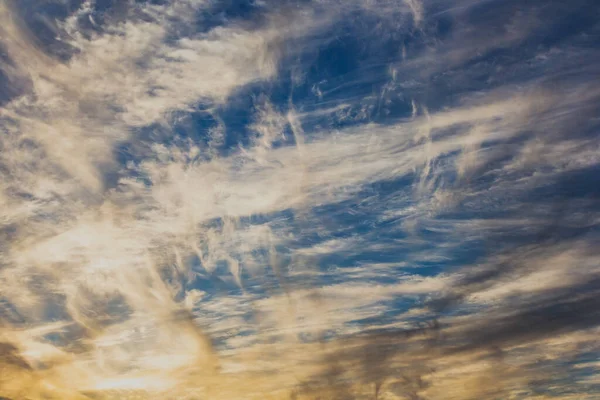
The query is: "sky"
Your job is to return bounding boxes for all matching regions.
[0,0,599,399]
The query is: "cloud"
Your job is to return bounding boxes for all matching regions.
[0,0,599,399]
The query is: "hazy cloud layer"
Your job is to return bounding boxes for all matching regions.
[0,0,599,399]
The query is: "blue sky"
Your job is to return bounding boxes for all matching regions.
[0,0,599,398]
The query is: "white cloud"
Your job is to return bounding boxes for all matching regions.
[1,0,599,398]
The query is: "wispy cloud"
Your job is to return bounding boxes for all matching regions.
[0,0,599,398]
